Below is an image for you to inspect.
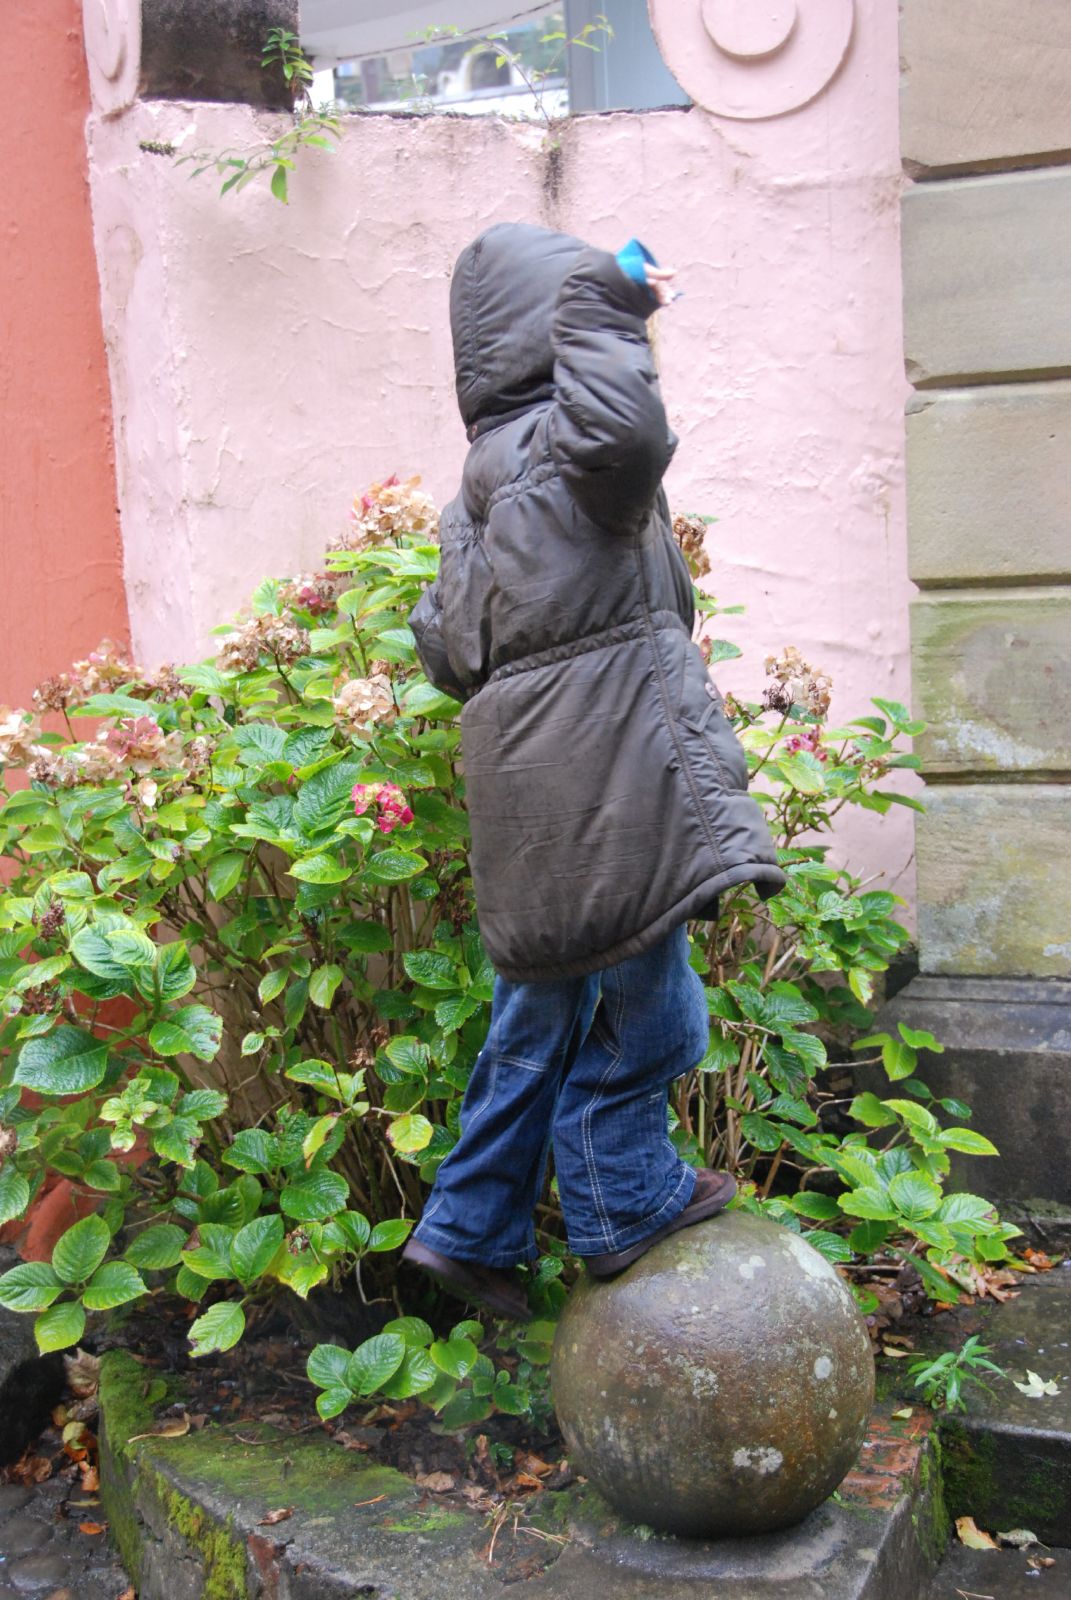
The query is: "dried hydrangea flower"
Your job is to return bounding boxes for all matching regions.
[69,639,137,698]
[279,574,338,617]
[672,513,712,581]
[0,707,45,768]
[218,614,311,673]
[762,646,832,720]
[331,474,439,553]
[332,674,395,739]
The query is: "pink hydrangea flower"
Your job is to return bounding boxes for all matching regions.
[351,781,414,833]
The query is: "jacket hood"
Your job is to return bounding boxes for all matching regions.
[450,222,587,434]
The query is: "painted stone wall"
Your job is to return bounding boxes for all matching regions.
[82,0,914,902]
[0,0,127,711]
[900,0,1071,977]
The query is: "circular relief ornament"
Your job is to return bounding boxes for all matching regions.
[648,0,854,120]
[82,0,142,116]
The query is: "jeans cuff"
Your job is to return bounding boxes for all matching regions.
[566,1162,697,1255]
[412,1218,538,1269]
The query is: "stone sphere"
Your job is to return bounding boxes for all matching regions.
[551,1211,874,1538]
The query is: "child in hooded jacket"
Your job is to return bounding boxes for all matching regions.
[403,224,784,1318]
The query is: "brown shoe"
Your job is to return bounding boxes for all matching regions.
[581,1169,737,1280]
[402,1238,532,1322]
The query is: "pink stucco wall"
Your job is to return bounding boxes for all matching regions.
[83,2,914,905]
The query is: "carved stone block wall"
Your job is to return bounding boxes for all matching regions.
[891,0,1071,1204]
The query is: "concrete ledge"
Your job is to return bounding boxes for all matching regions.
[97,1351,945,1599]
[876,976,1071,1206]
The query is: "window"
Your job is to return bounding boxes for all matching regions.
[301,0,688,118]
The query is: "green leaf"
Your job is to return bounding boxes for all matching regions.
[382,1315,434,1348]
[740,1113,782,1153]
[777,752,826,794]
[258,968,288,1003]
[438,1388,492,1429]
[280,1168,349,1221]
[207,853,246,901]
[936,1193,996,1224]
[388,1113,434,1154]
[838,1187,898,1222]
[788,1192,841,1220]
[0,1167,31,1225]
[383,1036,429,1076]
[780,1031,827,1071]
[849,1092,898,1128]
[402,951,457,990]
[270,163,289,203]
[364,850,426,884]
[315,1385,353,1420]
[179,1089,229,1121]
[345,1333,406,1395]
[288,853,352,885]
[83,1261,147,1310]
[309,964,344,1008]
[307,1343,352,1390]
[52,1214,111,1285]
[223,1129,279,1175]
[156,941,198,1002]
[230,1214,284,1284]
[294,759,363,837]
[82,1159,122,1192]
[125,1224,187,1270]
[377,1347,439,1399]
[430,1335,478,1380]
[882,1039,917,1080]
[152,1116,202,1168]
[189,1301,246,1357]
[848,1219,890,1254]
[35,1300,86,1353]
[938,1128,999,1156]
[13,1026,109,1095]
[803,1230,853,1264]
[368,1218,412,1252]
[402,682,461,720]
[888,1171,942,1221]
[149,1004,222,1062]
[434,994,479,1032]
[0,1261,63,1312]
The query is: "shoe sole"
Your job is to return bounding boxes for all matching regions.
[402,1239,531,1322]
[583,1172,737,1279]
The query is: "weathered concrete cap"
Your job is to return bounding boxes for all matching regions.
[550,1211,875,1538]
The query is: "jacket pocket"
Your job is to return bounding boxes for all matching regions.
[677,657,750,794]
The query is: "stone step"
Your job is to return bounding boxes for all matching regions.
[880,1263,1071,1547]
[99,1349,945,1600]
[925,1540,1070,1598]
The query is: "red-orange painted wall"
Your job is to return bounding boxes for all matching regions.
[0,0,128,710]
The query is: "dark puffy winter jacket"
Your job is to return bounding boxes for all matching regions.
[410,222,784,982]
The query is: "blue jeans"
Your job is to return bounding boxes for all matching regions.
[412,925,709,1266]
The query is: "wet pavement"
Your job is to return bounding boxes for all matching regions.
[0,1477,130,1599]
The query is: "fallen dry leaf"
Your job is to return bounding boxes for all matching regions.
[353,1494,387,1508]
[78,1520,108,1535]
[80,1464,100,1492]
[516,1453,554,1478]
[996,1528,1039,1548]
[127,1411,191,1443]
[64,1348,102,1398]
[52,1403,69,1427]
[891,1408,914,1420]
[332,1430,370,1452]
[258,1507,293,1526]
[1022,1248,1055,1271]
[117,1588,136,1600]
[1030,1556,1056,1569]
[881,1346,911,1359]
[509,1472,545,1491]
[1013,1370,1061,1399]
[415,1472,455,1494]
[956,1515,999,1550]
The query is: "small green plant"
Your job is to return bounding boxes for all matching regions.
[168,26,340,203]
[421,12,612,138]
[906,1335,1006,1412]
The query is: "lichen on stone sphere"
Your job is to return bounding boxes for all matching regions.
[550,1211,875,1539]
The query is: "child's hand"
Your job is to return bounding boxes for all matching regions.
[644,263,679,307]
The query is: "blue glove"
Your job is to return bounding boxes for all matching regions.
[616,237,658,284]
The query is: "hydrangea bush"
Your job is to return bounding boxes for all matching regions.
[0,481,1019,1429]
